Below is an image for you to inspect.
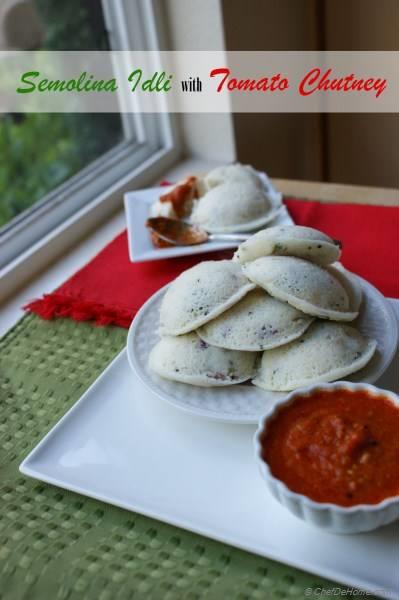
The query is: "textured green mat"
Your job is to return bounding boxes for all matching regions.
[0,314,367,599]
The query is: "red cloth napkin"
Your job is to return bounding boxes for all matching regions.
[25,197,399,328]
[24,233,232,328]
[284,198,399,299]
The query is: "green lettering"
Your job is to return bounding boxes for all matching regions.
[77,72,87,91]
[91,80,104,91]
[143,72,157,92]
[46,80,66,92]
[105,79,118,92]
[128,69,142,92]
[164,75,172,92]
[16,71,39,94]
[38,79,49,91]
[155,72,165,91]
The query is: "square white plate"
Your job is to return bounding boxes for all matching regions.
[20,301,399,599]
[124,179,290,263]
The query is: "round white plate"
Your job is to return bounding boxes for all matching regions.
[127,273,398,424]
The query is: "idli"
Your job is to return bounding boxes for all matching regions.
[148,333,258,387]
[234,225,341,265]
[243,256,358,321]
[190,181,272,233]
[326,264,363,313]
[159,260,255,335]
[197,288,314,351]
[253,321,377,391]
[204,163,262,190]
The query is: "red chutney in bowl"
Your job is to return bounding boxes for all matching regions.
[260,389,399,507]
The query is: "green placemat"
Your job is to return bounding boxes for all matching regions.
[0,314,366,600]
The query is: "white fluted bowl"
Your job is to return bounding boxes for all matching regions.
[254,381,399,534]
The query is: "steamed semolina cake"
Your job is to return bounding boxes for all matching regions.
[150,163,263,224]
[159,260,255,336]
[197,288,314,351]
[148,333,258,387]
[243,256,358,321]
[204,163,262,190]
[253,322,377,391]
[234,225,341,266]
[326,264,363,314]
[190,181,271,233]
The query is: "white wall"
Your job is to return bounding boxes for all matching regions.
[161,0,236,163]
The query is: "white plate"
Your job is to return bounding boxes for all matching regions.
[20,305,399,598]
[124,172,287,262]
[127,273,399,424]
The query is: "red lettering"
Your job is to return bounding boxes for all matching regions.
[209,67,230,92]
[363,78,375,91]
[299,68,387,99]
[257,77,269,91]
[227,78,238,91]
[343,74,355,91]
[318,68,332,91]
[210,67,289,93]
[237,79,257,91]
[374,79,387,98]
[271,73,289,91]
[299,67,321,96]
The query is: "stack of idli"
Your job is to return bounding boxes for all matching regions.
[151,163,279,233]
[148,226,377,391]
[149,260,259,386]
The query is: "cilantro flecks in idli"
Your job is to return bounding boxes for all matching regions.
[253,321,377,392]
[197,288,313,351]
[243,256,358,321]
[148,333,258,387]
[234,225,341,266]
[159,260,255,336]
[190,181,272,233]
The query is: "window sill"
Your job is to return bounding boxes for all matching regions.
[0,157,221,336]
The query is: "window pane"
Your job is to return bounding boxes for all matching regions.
[0,0,124,229]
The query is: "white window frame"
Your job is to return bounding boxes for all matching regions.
[0,0,181,300]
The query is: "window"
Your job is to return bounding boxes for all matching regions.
[0,0,178,272]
